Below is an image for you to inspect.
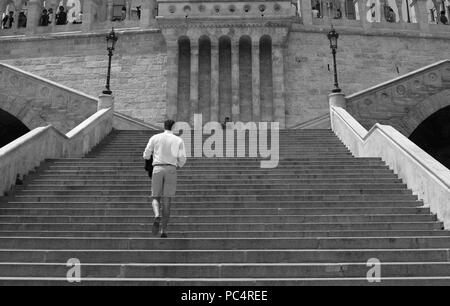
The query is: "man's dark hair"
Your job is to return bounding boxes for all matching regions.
[164,119,176,131]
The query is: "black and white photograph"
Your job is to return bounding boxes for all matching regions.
[0,0,449,295]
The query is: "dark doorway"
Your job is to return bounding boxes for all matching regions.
[409,106,450,170]
[0,108,30,148]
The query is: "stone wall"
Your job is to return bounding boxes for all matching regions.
[1,29,450,128]
[285,30,450,128]
[0,30,167,126]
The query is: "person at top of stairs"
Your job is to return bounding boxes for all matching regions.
[143,119,187,238]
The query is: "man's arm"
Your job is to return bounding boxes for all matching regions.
[177,139,187,168]
[143,136,154,160]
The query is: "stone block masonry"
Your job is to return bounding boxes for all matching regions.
[0,31,167,127]
[2,29,450,128]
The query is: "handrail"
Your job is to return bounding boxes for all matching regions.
[330,104,450,227]
[0,63,98,103]
[0,108,113,196]
[346,60,450,101]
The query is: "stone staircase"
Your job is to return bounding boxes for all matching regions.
[0,129,450,285]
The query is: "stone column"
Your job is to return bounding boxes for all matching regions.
[26,0,41,34]
[339,0,348,20]
[107,0,114,21]
[166,41,179,120]
[126,0,132,20]
[140,0,151,27]
[231,37,240,122]
[272,44,286,128]
[81,0,94,32]
[416,0,430,32]
[358,0,370,29]
[300,0,313,25]
[190,39,199,124]
[251,39,261,122]
[395,0,403,22]
[98,94,115,110]
[210,38,219,122]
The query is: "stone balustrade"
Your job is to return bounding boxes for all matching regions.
[0,63,99,134]
[0,107,113,197]
[329,97,450,228]
[345,60,450,137]
[1,0,449,38]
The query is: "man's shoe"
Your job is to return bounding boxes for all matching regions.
[161,233,168,238]
[152,217,161,236]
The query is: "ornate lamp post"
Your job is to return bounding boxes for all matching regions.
[327,26,341,93]
[103,28,118,95]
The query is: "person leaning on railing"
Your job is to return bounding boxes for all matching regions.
[2,11,14,29]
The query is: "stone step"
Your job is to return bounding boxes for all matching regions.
[19,189,413,196]
[47,165,390,171]
[3,200,423,209]
[48,157,383,162]
[14,194,419,202]
[0,229,447,238]
[35,174,402,180]
[24,183,407,191]
[0,207,430,216]
[0,236,449,250]
[0,214,436,223]
[30,178,403,186]
[0,248,447,263]
[2,277,449,285]
[2,262,450,278]
[0,221,441,231]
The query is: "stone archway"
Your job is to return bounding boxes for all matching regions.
[0,107,30,147]
[400,89,450,137]
[409,105,450,169]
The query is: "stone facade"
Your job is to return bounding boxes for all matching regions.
[1,0,450,129]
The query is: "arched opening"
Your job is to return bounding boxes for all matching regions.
[177,36,191,122]
[1,0,29,29]
[409,105,450,170]
[219,36,232,121]
[198,35,211,122]
[0,108,30,148]
[259,35,273,122]
[239,35,252,122]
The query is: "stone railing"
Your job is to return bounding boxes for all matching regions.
[329,94,450,228]
[345,60,450,136]
[0,0,155,37]
[2,0,450,38]
[0,107,113,196]
[0,62,98,134]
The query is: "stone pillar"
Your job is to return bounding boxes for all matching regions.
[126,0,132,20]
[210,38,219,122]
[140,0,151,27]
[339,0,348,20]
[81,0,94,32]
[395,0,403,22]
[98,94,115,110]
[272,44,286,128]
[358,0,370,28]
[231,37,240,122]
[301,0,313,25]
[26,0,41,34]
[329,92,346,108]
[416,0,430,32]
[107,0,114,21]
[166,41,179,120]
[251,39,261,122]
[190,39,199,124]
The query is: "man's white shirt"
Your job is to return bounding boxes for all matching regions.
[143,130,187,168]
